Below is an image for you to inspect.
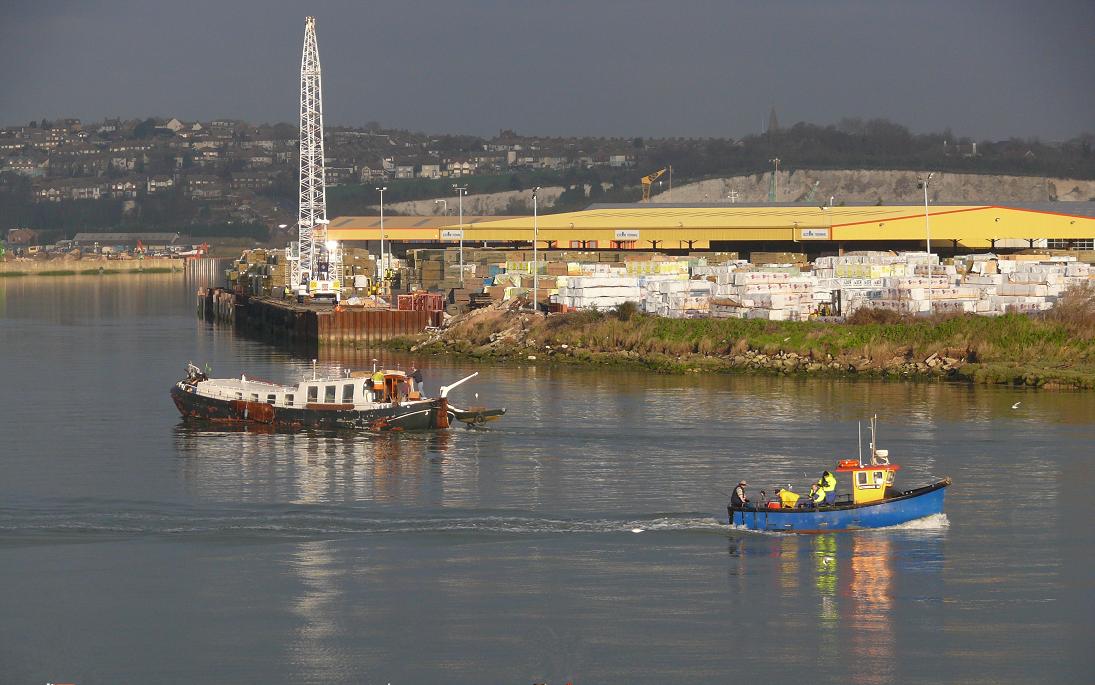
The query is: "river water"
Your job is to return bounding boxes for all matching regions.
[1,274,1092,685]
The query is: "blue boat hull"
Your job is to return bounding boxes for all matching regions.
[728,479,950,533]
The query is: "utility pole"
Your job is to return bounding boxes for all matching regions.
[532,186,540,312]
[375,185,387,285]
[452,184,467,280]
[768,157,781,203]
[919,172,935,312]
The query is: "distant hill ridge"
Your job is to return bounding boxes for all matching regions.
[653,170,1095,205]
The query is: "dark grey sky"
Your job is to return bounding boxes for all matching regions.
[2,0,1093,140]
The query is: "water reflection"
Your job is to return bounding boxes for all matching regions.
[172,424,453,505]
[847,535,896,685]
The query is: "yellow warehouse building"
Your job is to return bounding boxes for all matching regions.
[329,203,1095,252]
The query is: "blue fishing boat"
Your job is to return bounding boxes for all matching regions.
[727,417,950,533]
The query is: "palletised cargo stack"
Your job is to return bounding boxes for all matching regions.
[557,275,641,310]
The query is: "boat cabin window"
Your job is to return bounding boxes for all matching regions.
[307,386,318,403]
[250,393,259,402]
[342,384,354,403]
[857,472,869,486]
[266,394,276,405]
[362,382,371,398]
[885,471,895,485]
[874,471,884,483]
[324,385,336,403]
[286,394,294,406]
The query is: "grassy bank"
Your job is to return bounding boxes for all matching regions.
[397,286,1095,390]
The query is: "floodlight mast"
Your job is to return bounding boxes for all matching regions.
[292,16,336,294]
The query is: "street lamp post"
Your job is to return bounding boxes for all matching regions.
[375,186,387,284]
[532,186,540,312]
[453,185,467,279]
[919,172,934,312]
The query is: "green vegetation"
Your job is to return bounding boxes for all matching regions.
[414,286,1095,390]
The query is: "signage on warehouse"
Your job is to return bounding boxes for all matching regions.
[800,227,831,240]
[614,229,640,240]
[440,229,464,240]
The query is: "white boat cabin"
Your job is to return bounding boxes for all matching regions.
[185,370,425,410]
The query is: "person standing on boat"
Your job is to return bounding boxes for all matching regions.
[730,480,749,508]
[815,470,837,505]
[409,365,424,395]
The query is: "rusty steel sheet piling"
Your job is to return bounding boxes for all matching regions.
[196,288,440,346]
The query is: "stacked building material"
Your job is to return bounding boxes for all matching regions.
[556,275,642,310]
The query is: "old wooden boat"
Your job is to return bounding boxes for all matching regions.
[171,363,505,430]
[727,417,949,533]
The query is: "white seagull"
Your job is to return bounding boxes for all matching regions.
[1011,401,1021,410]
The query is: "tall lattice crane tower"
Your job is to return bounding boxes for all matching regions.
[290,16,341,298]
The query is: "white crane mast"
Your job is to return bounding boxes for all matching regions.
[291,16,340,297]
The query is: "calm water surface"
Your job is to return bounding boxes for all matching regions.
[1,275,1092,684]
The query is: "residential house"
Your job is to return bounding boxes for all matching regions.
[146,175,175,194]
[108,177,143,199]
[359,163,389,181]
[445,159,475,177]
[34,179,106,202]
[4,153,49,177]
[185,174,224,199]
[230,171,276,191]
[324,166,357,186]
[419,162,442,179]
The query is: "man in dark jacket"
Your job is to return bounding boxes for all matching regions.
[409,366,424,395]
[730,480,749,508]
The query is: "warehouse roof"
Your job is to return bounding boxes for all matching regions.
[329,203,1095,249]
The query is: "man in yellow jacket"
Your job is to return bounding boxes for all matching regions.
[775,487,800,509]
[815,470,837,505]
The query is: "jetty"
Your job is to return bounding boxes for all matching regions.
[197,288,441,347]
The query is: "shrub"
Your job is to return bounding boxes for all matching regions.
[1044,283,1095,339]
[613,300,640,321]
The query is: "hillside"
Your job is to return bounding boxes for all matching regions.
[654,170,1095,205]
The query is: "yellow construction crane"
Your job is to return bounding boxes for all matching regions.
[641,167,667,202]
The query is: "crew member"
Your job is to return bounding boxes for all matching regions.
[819,470,837,505]
[730,480,749,508]
[409,365,424,395]
[775,486,800,509]
[809,482,826,507]
[371,369,385,401]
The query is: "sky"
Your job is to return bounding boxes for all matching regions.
[1,0,1093,141]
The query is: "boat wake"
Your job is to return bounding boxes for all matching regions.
[876,512,950,531]
[0,504,727,542]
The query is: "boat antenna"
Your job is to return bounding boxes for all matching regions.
[312,359,317,380]
[372,358,378,373]
[858,420,863,466]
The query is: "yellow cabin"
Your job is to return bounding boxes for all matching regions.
[836,456,900,505]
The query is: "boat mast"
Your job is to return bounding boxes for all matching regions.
[858,420,863,466]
